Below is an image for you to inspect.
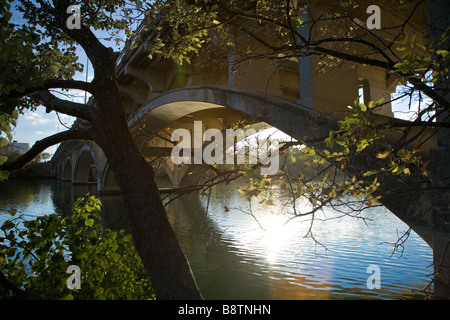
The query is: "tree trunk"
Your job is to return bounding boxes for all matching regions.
[92,77,202,300]
[111,150,203,300]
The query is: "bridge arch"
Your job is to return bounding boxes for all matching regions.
[127,85,435,246]
[128,85,332,141]
[101,162,121,193]
[129,85,325,188]
[56,161,63,180]
[62,157,73,182]
[74,144,99,184]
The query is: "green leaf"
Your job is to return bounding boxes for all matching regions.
[436,49,449,57]
[84,218,95,227]
[1,219,15,231]
[375,98,385,105]
[0,137,9,147]
[363,170,378,177]
[0,155,8,165]
[290,153,297,163]
[360,103,367,112]
[49,64,60,75]
[243,168,255,177]
[366,198,380,206]
[110,252,121,261]
[237,187,246,195]
[94,270,104,282]
[376,150,390,159]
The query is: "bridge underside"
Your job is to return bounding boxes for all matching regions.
[51,85,438,247]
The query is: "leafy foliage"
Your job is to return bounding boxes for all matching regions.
[0,109,18,181]
[227,96,428,220]
[146,0,227,65]
[0,194,155,300]
[143,0,444,219]
[0,0,146,146]
[317,98,428,179]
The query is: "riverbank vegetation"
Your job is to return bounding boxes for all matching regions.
[0,194,154,300]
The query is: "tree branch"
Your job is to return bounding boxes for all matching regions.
[407,77,450,111]
[308,45,394,70]
[1,129,93,173]
[389,118,450,129]
[5,79,96,100]
[308,36,395,65]
[306,46,450,111]
[0,271,29,300]
[32,90,92,121]
[51,0,116,73]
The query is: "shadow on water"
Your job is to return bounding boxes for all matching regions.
[0,178,434,300]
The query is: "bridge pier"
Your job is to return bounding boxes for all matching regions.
[428,0,450,299]
[429,147,450,299]
[164,158,190,189]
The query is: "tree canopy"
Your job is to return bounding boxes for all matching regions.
[1,0,203,300]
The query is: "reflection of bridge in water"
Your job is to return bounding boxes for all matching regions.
[51,1,449,298]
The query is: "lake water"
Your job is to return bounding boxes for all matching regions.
[0,178,434,300]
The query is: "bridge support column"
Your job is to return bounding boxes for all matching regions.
[164,158,190,188]
[428,0,450,299]
[430,147,450,299]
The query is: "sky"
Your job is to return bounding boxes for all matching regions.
[10,54,92,155]
[7,2,116,155]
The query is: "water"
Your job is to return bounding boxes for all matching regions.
[0,179,433,300]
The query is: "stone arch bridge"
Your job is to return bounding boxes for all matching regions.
[51,80,445,296]
[52,85,333,191]
[52,81,436,238]
[51,0,450,297]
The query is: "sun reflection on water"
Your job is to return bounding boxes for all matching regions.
[205,182,433,299]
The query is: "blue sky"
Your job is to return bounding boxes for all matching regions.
[8,2,119,155]
[10,51,92,155]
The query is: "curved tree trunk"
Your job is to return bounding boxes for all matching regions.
[2,0,203,299]
[93,78,202,300]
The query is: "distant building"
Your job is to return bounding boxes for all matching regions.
[6,141,30,154]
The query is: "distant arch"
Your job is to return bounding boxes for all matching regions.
[101,162,121,192]
[56,162,63,179]
[62,157,73,182]
[74,145,99,184]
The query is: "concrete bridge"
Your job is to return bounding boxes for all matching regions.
[50,1,450,298]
